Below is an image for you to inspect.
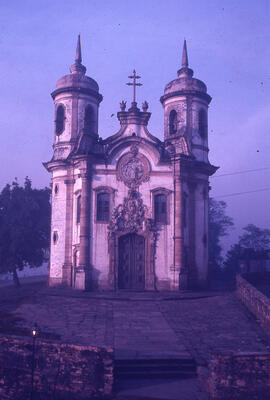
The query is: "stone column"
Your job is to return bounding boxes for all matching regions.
[187,181,197,287]
[62,178,75,286]
[203,180,210,288]
[75,167,91,290]
[173,156,187,290]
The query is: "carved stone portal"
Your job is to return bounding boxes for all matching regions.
[108,190,158,291]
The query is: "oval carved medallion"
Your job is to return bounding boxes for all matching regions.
[117,145,150,189]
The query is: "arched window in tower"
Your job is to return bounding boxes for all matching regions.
[154,194,167,224]
[198,109,207,138]
[169,110,177,135]
[76,195,81,224]
[84,105,95,133]
[97,192,110,222]
[55,105,65,135]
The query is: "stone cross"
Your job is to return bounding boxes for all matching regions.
[126,70,142,103]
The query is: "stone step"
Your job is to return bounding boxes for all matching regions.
[115,358,196,365]
[113,378,208,400]
[115,371,196,379]
[115,358,197,380]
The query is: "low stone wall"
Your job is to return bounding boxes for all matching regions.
[236,274,270,336]
[198,352,270,400]
[0,335,114,400]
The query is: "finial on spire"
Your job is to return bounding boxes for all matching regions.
[75,34,82,64]
[177,39,193,78]
[182,39,188,67]
[70,34,86,75]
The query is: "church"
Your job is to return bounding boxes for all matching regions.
[44,36,217,291]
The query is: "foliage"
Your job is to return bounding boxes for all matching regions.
[224,224,270,275]
[238,224,270,251]
[209,198,234,272]
[0,177,51,286]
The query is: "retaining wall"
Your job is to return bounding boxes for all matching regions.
[198,275,270,399]
[236,274,270,337]
[198,352,270,400]
[0,335,114,400]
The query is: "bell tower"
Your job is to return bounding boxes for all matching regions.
[161,40,211,163]
[44,36,103,288]
[51,35,102,161]
[160,41,217,290]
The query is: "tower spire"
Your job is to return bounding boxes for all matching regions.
[182,39,188,67]
[75,34,82,64]
[70,34,86,75]
[177,39,193,78]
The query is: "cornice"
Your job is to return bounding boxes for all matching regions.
[160,90,212,105]
[51,87,103,103]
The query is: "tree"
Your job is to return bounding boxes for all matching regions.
[224,224,270,275]
[0,177,51,287]
[209,198,234,272]
[239,224,270,251]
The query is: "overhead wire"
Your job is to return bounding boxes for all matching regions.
[213,187,270,199]
[209,165,270,198]
[211,166,270,178]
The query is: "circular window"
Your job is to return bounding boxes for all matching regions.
[53,231,58,245]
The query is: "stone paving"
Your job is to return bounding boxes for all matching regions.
[159,293,270,363]
[113,301,189,360]
[1,281,268,363]
[1,279,270,399]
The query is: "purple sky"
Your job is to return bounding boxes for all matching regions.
[0,0,270,251]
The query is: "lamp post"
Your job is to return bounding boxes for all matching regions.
[30,323,38,400]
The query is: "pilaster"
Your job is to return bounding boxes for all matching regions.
[187,180,197,287]
[172,156,187,290]
[75,165,91,290]
[62,177,75,286]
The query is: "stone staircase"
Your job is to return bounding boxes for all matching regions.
[113,358,205,400]
[114,357,197,380]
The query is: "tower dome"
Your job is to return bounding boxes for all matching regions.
[160,40,211,106]
[51,35,102,103]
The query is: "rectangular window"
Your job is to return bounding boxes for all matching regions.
[97,192,110,222]
[154,194,167,224]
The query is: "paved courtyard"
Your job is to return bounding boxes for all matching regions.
[1,278,269,362]
[1,278,270,399]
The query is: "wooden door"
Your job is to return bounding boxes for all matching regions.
[118,234,145,290]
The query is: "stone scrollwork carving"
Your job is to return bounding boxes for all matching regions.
[117,144,150,189]
[108,189,148,234]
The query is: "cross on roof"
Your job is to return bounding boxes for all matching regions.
[126,70,142,104]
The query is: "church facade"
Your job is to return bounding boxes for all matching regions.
[44,37,217,291]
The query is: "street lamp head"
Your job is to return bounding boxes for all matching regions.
[31,323,38,337]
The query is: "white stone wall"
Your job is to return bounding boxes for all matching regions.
[50,172,67,283]
[67,144,175,289]
[49,148,210,289]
